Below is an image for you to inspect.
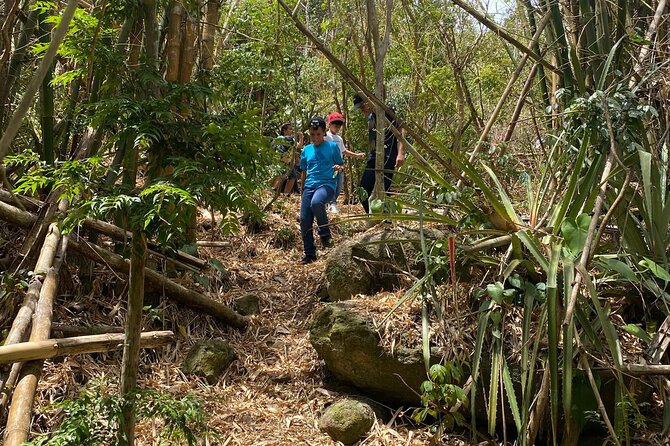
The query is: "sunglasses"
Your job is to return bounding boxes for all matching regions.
[330,121,344,126]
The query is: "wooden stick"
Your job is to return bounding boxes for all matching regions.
[0,331,174,365]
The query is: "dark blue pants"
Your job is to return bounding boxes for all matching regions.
[360,155,395,213]
[300,186,335,257]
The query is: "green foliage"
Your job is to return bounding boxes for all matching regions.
[413,363,467,430]
[24,384,209,446]
[7,151,104,203]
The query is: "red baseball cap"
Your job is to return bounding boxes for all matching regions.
[327,112,345,124]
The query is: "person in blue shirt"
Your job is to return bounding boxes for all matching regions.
[299,117,344,264]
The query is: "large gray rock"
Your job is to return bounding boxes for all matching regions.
[319,399,376,445]
[323,228,444,301]
[310,303,440,404]
[182,339,236,384]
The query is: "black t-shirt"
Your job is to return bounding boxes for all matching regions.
[367,111,400,163]
[273,135,295,153]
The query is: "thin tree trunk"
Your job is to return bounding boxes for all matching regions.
[0,7,39,128]
[119,230,146,446]
[165,2,182,82]
[38,11,55,165]
[201,0,219,70]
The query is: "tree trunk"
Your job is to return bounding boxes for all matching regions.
[119,230,146,446]
[201,0,219,70]
[165,2,182,82]
[365,0,393,210]
[38,11,55,165]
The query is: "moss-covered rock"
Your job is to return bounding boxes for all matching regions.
[319,399,375,445]
[234,294,260,316]
[323,228,444,301]
[182,339,236,384]
[310,303,440,404]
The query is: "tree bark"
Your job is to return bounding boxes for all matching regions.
[165,2,182,82]
[201,0,220,70]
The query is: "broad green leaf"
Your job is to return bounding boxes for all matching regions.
[560,213,591,257]
[597,257,637,282]
[640,257,670,282]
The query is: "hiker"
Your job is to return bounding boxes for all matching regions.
[299,117,344,264]
[353,93,405,213]
[325,112,365,213]
[272,123,304,194]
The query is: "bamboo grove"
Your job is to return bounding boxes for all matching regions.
[0,0,669,445]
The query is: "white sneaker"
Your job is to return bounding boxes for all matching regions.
[328,204,340,214]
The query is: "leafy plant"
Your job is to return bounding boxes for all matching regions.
[24,384,209,446]
[413,362,467,431]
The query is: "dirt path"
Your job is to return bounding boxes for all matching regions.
[32,196,452,445]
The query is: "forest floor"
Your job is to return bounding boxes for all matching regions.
[30,193,472,446]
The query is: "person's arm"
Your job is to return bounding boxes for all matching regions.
[395,127,406,168]
[343,148,365,159]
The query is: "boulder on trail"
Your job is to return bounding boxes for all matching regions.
[319,399,376,445]
[310,302,440,404]
[323,227,444,301]
[182,339,236,384]
[234,293,261,315]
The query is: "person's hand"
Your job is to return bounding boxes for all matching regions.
[355,152,366,159]
[395,153,406,168]
[333,164,344,172]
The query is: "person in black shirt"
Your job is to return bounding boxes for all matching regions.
[353,93,405,213]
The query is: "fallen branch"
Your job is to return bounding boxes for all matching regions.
[68,236,248,329]
[0,200,247,329]
[0,331,174,365]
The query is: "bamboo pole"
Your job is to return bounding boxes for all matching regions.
[0,331,173,366]
[0,222,61,410]
[3,234,65,446]
[52,323,124,336]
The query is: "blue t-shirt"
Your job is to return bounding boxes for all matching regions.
[300,140,344,191]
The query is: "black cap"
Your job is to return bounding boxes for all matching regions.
[309,116,326,129]
[353,93,365,109]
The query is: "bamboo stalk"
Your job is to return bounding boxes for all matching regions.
[38,11,55,165]
[0,222,61,408]
[0,331,173,365]
[3,234,65,446]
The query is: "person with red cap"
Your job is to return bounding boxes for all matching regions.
[325,112,365,213]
